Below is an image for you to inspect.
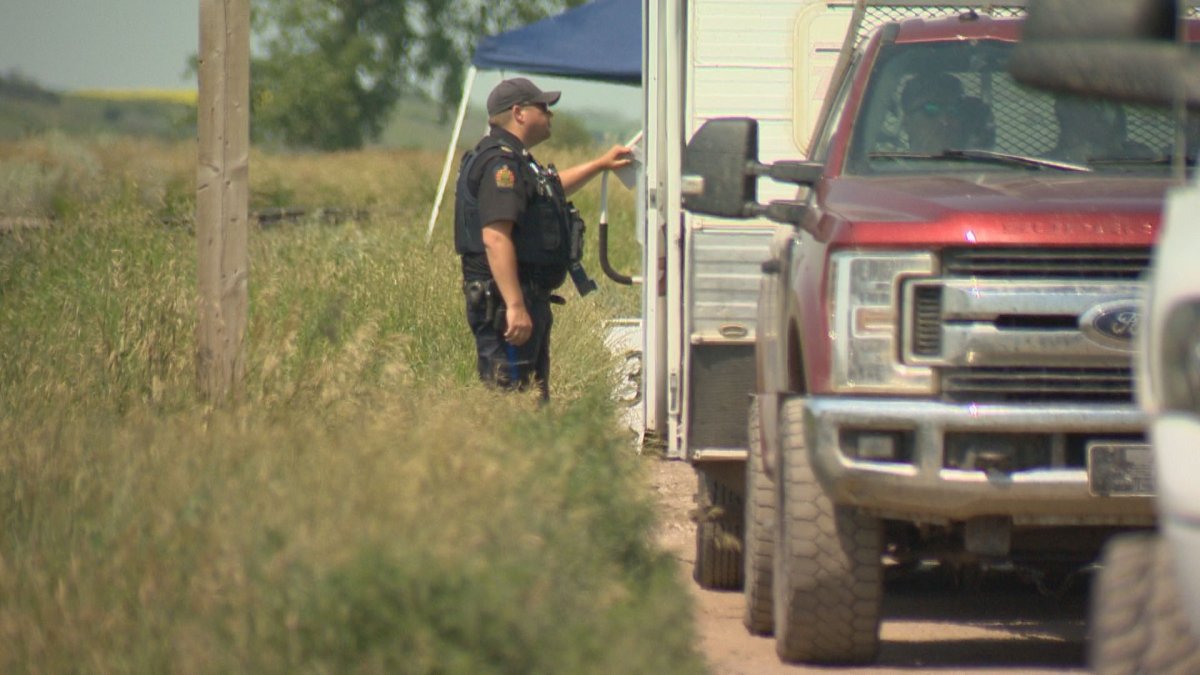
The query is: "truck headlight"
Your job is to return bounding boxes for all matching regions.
[1159,299,1200,414]
[829,251,935,394]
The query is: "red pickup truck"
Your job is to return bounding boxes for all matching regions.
[683,12,1176,665]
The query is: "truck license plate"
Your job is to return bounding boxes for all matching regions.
[1087,443,1154,497]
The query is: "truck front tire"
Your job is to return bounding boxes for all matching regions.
[774,396,882,665]
[744,398,775,634]
[1091,532,1200,674]
[694,464,744,590]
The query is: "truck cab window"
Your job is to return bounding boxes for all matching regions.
[846,40,1180,176]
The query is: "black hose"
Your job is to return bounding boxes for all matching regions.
[598,216,633,285]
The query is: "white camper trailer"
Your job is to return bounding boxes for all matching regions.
[638,1,854,591]
[639,0,853,461]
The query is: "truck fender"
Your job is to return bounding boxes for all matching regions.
[755,226,797,480]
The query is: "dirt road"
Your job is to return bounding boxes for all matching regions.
[649,458,1089,675]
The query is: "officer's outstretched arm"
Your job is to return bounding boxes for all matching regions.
[559,144,634,195]
[482,221,534,346]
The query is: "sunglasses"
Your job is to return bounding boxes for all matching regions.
[910,100,962,118]
[521,101,550,114]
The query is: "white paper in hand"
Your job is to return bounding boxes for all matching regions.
[613,130,643,190]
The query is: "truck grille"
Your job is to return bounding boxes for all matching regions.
[942,248,1152,280]
[907,248,1149,403]
[912,285,943,357]
[942,367,1135,403]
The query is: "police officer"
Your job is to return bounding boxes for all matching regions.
[455,77,632,399]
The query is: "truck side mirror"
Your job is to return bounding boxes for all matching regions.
[681,118,760,218]
[681,118,824,223]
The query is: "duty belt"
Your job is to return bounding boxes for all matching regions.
[520,282,561,303]
[462,279,565,306]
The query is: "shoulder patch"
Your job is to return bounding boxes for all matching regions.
[494,165,516,190]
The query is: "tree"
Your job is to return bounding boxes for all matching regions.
[251,0,585,150]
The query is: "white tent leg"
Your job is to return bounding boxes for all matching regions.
[426,65,478,243]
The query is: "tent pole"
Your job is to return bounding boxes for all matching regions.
[426,65,478,244]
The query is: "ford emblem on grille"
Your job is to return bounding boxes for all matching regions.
[1079,300,1141,350]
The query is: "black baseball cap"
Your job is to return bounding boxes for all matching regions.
[486,77,561,116]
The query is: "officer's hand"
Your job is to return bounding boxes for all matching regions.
[505,304,534,346]
[598,144,634,171]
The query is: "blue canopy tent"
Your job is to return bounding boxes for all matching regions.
[472,0,641,84]
[427,0,642,239]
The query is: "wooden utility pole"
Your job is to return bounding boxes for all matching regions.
[196,0,250,404]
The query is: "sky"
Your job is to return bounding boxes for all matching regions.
[0,0,640,119]
[0,0,199,91]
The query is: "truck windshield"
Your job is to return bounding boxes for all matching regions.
[845,40,1184,176]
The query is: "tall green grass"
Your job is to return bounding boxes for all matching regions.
[0,136,699,673]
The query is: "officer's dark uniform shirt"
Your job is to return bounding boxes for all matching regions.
[461,127,535,283]
[463,126,566,289]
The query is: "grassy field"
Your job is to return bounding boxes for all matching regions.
[0,76,195,142]
[0,135,698,673]
[0,75,638,153]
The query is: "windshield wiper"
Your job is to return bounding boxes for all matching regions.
[868,149,1092,173]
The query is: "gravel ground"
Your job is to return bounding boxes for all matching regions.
[648,457,1089,675]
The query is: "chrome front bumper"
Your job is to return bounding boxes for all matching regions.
[802,397,1155,526]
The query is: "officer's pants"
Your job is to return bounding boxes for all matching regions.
[466,294,553,400]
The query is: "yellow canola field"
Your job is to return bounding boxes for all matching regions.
[70,88,197,105]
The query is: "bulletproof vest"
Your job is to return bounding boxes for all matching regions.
[454,136,571,287]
